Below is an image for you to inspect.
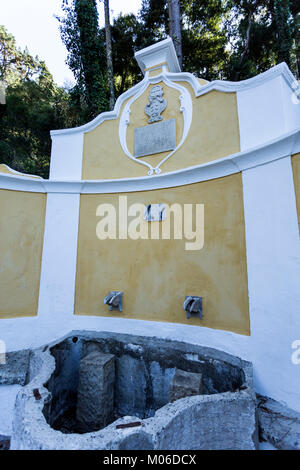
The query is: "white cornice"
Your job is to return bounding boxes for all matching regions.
[2,127,300,194]
[168,62,296,95]
[50,62,296,138]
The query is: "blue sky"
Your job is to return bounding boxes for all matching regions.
[1,0,141,86]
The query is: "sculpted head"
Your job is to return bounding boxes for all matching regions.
[149,85,164,102]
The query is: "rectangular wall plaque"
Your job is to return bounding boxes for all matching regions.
[134,118,176,158]
[144,204,167,222]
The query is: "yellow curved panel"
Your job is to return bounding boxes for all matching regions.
[75,173,250,335]
[82,82,240,180]
[0,190,46,318]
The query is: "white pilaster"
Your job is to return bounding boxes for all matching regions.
[237,76,287,151]
[37,193,80,329]
[49,132,84,180]
[242,156,300,412]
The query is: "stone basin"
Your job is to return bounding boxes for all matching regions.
[10,331,258,450]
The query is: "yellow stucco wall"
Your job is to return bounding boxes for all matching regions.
[292,153,300,233]
[0,189,46,318]
[0,164,42,179]
[82,81,240,180]
[0,164,19,175]
[75,173,250,335]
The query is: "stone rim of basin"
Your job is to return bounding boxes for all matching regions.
[9,331,257,450]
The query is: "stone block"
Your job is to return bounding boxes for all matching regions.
[257,395,300,450]
[76,351,115,432]
[0,435,10,450]
[0,350,30,385]
[170,368,203,402]
[115,355,147,419]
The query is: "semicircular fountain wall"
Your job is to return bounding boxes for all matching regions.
[10,332,258,450]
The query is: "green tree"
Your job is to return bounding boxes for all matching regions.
[0,25,45,86]
[139,0,229,80]
[109,14,144,97]
[0,26,74,178]
[222,1,276,80]
[223,0,299,80]
[57,0,108,121]
[288,0,300,77]
[274,0,293,67]
[182,0,229,79]
[139,1,298,81]
[139,0,170,44]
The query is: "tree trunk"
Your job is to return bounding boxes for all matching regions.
[294,12,300,78]
[168,0,182,69]
[104,0,115,110]
[274,0,293,67]
[235,13,252,81]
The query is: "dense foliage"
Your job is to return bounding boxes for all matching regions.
[0,26,77,178]
[58,0,108,121]
[0,0,299,178]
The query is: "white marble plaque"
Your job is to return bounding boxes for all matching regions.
[134,118,176,158]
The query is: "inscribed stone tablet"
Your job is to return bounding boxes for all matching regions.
[134,118,176,158]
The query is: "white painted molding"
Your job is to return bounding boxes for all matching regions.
[1,126,300,194]
[118,72,193,175]
[50,62,296,138]
[48,58,299,179]
[134,37,181,75]
[118,73,152,174]
[0,173,47,193]
[168,62,296,95]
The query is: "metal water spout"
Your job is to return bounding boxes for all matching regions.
[104,291,123,312]
[183,296,202,319]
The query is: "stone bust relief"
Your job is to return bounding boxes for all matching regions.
[145,85,167,124]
